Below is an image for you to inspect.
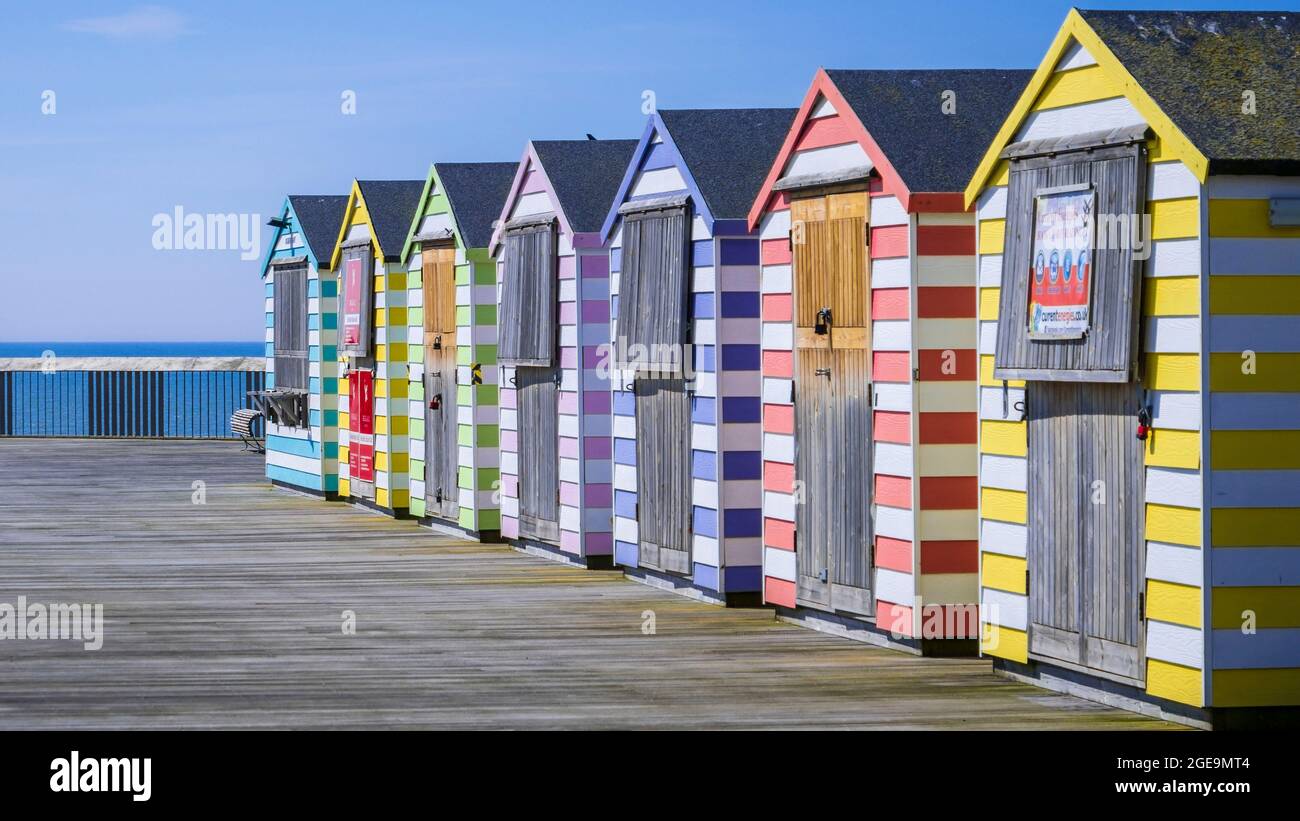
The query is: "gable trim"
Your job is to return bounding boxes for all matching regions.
[489,142,573,255]
[599,114,715,244]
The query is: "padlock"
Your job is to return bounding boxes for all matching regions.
[815,306,832,336]
[429,394,441,411]
[1136,406,1151,440]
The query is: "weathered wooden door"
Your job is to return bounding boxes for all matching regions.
[422,245,459,521]
[516,366,559,542]
[635,376,692,574]
[1027,381,1145,682]
[348,368,375,501]
[791,190,873,615]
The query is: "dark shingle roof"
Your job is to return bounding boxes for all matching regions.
[356,180,425,260]
[658,108,798,219]
[531,139,639,232]
[287,195,348,267]
[434,162,519,249]
[824,69,1034,193]
[1079,9,1299,173]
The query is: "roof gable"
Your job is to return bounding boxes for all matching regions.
[400,162,517,261]
[354,180,424,262]
[288,195,348,269]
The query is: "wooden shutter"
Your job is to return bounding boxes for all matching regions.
[994,135,1147,382]
[422,245,457,337]
[1028,381,1145,681]
[634,376,692,574]
[273,261,308,392]
[498,221,557,367]
[792,191,870,352]
[616,203,690,369]
[516,365,559,542]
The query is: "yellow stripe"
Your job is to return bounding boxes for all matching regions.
[1209,275,1300,315]
[375,450,388,473]
[1210,198,1300,238]
[1151,197,1198,241]
[981,419,1027,457]
[982,553,1026,594]
[1143,428,1200,470]
[1210,352,1300,392]
[1147,579,1202,626]
[374,274,385,293]
[978,287,1001,320]
[376,487,389,508]
[1212,586,1300,629]
[1033,64,1121,110]
[390,414,408,436]
[980,354,1026,388]
[979,219,1005,254]
[387,307,408,327]
[1145,502,1201,546]
[1212,508,1300,547]
[981,622,1027,663]
[339,477,350,497]
[1147,659,1203,707]
[991,162,1009,187]
[1142,276,1199,316]
[391,452,409,473]
[1144,353,1199,391]
[392,488,410,508]
[1213,669,1300,707]
[981,487,1027,524]
[1210,430,1300,469]
[375,414,387,435]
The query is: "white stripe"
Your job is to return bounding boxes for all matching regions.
[1147,238,1201,278]
[1146,541,1203,587]
[760,210,790,241]
[1148,162,1200,201]
[764,432,794,462]
[1015,96,1144,142]
[977,185,1007,221]
[1147,620,1204,669]
[872,320,911,351]
[764,546,796,582]
[874,442,913,478]
[917,255,975,287]
[1150,390,1200,432]
[981,454,1027,491]
[761,264,791,294]
[1207,175,1300,199]
[981,588,1027,631]
[784,142,872,178]
[874,382,912,412]
[981,519,1027,558]
[1144,316,1200,352]
[979,254,1003,287]
[1055,40,1097,71]
[917,317,975,349]
[1145,466,1202,509]
[871,195,908,227]
[630,165,688,198]
[979,385,1026,421]
[871,256,910,288]
[875,566,914,605]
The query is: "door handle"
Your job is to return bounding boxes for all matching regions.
[815,367,831,377]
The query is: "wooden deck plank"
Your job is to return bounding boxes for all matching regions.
[0,439,1175,729]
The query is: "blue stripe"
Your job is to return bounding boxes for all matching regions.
[641,139,681,171]
[691,396,716,425]
[692,562,720,591]
[267,434,323,459]
[692,506,718,538]
[719,291,760,318]
[723,564,762,592]
[721,396,760,423]
[691,240,713,267]
[266,463,323,491]
[723,507,762,537]
[712,219,751,237]
[692,292,715,319]
[615,540,639,568]
[692,449,716,480]
[614,437,637,466]
[693,344,715,373]
[718,238,760,265]
[613,390,636,417]
[611,247,622,273]
[720,343,761,370]
[722,451,761,480]
[614,489,637,518]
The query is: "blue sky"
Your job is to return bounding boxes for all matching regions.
[2,0,1289,342]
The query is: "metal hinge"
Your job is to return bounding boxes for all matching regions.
[1025,568,1030,596]
[1139,591,1145,620]
[912,367,920,380]
[788,230,794,251]
[789,381,796,404]
[634,502,639,520]
[819,568,828,583]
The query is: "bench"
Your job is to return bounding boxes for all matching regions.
[231,408,264,453]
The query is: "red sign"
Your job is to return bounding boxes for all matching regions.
[343,257,363,346]
[347,370,375,483]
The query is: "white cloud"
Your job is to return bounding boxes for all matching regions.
[62,5,190,39]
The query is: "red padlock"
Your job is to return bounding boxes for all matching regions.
[429,394,441,411]
[1136,406,1151,441]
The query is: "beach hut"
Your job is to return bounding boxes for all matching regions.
[490,138,637,567]
[330,179,426,516]
[259,195,349,496]
[966,9,1300,726]
[750,68,1030,649]
[601,108,795,603]
[400,162,517,538]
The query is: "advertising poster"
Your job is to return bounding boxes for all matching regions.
[343,257,363,347]
[1028,185,1095,338]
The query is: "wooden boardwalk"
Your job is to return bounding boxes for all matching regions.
[0,438,1176,729]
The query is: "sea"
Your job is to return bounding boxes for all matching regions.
[0,341,263,358]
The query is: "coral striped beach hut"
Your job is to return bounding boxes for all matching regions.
[967,9,1300,727]
[400,162,517,538]
[750,69,1030,650]
[260,195,348,496]
[331,179,425,516]
[601,108,795,603]
[490,139,637,566]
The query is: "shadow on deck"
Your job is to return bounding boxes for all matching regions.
[0,438,1178,729]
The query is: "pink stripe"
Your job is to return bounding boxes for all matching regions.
[582,345,608,368]
[560,346,578,368]
[520,167,546,195]
[500,430,518,452]
[580,253,610,277]
[558,391,579,414]
[560,529,581,554]
[581,299,609,323]
[559,436,580,458]
[584,482,612,507]
[584,435,611,459]
[558,255,576,279]
[559,302,577,324]
[560,481,581,506]
[500,387,516,409]
[582,389,610,413]
[501,516,519,538]
[585,531,613,555]
[500,474,518,496]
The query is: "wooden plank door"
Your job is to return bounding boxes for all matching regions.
[516,365,559,543]
[634,376,692,575]
[791,190,873,615]
[348,368,376,500]
[422,246,459,521]
[1028,381,1145,682]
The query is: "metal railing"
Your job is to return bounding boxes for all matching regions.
[0,359,266,439]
